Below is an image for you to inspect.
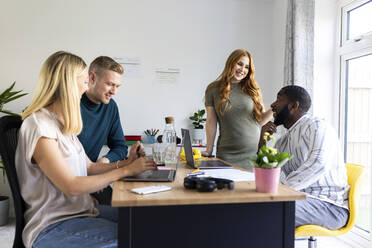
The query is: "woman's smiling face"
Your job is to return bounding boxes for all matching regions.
[232,56,250,83]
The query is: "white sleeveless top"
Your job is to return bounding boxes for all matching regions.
[15,108,98,248]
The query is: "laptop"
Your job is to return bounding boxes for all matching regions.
[181,128,232,169]
[122,139,182,182]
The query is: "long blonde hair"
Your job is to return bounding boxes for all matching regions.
[208,49,264,121]
[22,51,87,134]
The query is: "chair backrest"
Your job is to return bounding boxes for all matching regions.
[0,115,25,248]
[344,163,366,230]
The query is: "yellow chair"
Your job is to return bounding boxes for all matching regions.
[295,163,366,248]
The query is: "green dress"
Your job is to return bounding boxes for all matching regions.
[205,81,260,171]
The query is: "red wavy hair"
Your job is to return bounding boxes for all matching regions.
[211,49,264,121]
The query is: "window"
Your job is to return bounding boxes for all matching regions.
[338,0,372,246]
[341,0,372,46]
[345,53,372,231]
[348,0,372,39]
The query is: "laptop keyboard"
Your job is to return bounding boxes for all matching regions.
[138,170,173,179]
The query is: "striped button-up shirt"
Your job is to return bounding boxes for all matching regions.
[275,114,349,209]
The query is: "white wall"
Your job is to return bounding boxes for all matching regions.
[0,0,286,133]
[313,0,338,128]
[0,0,288,216]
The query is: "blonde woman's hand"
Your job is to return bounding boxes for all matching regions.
[125,157,157,177]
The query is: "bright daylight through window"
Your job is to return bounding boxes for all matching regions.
[347,0,372,39]
[345,54,372,232]
[340,0,372,243]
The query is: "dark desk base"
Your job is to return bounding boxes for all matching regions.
[118,201,295,248]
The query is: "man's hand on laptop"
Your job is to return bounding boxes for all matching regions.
[126,157,157,177]
[136,142,146,157]
[128,142,146,162]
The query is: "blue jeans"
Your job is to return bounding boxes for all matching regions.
[33,205,118,248]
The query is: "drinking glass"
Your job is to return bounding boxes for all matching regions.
[152,143,166,166]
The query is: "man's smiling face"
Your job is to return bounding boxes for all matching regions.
[271,91,291,126]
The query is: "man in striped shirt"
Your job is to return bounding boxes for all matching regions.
[261,85,349,229]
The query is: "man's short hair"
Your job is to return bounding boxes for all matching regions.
[89,56,124,76]
[280,85,312,113]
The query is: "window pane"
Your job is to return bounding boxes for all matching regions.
[346,53,372,232]
[347,0,372,39]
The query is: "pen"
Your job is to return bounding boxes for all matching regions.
[187,171,205,176]
[136,144,143,157]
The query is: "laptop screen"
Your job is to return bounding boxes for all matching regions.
[180,128,232,169]
[181,128,196,168]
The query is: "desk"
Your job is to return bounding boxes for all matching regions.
[112,160,306,248]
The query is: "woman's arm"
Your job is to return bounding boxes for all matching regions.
[33,137,156,197]
[202,106,218,156]
[259,108,273,126]
[87,142,144,175]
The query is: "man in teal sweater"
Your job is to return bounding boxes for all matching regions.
[78,56,128,205]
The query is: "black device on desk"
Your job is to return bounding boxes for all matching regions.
[181,128,232,169]
[184,176,234,192]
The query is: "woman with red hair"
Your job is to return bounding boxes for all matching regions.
[203,49,272,171]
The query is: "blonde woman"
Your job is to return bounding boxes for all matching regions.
[202,49,272,171]
[15,51,156,248]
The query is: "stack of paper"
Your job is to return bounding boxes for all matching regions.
[199,169,255,182]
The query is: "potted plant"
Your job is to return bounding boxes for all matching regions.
[189,109,206,145]
[0,159,9,226]
[250,132,292,193]
[0,82,27,226]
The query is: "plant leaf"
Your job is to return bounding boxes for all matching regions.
[0,90,22,100]
[0,82,16,99]
[0,109,20,116]
[2,93,28,104]
[190,109,206,128]
[277,152,292,162]
[276,158,290,168]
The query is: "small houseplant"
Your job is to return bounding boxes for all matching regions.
[189,109,206,129]
[189,109,206,145]
[0,82,28,116]
[250,132,292,193]
[0,81,27,226]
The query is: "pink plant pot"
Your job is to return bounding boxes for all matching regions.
[254,167,281,193]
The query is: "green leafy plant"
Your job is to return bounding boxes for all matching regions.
[0,160,5,184]
[250,132,292,169]
[189,109,206,129]
[0,82,27,183]
[0,81,28,116]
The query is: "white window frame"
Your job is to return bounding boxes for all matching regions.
[337,0,372,247]
[340,0,372,48]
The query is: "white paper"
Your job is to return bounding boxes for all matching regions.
[199,169,255,182]
[154,67,180,84]
[131,185,171,195]
[113,57,141,78]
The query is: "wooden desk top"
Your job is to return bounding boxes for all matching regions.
[112,160,306,207]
